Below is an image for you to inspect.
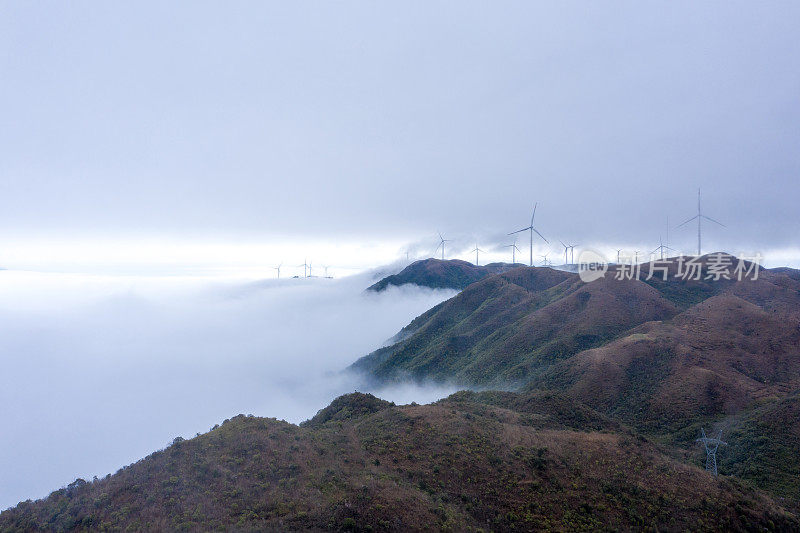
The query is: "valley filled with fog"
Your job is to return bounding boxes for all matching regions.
[0,270,456,510]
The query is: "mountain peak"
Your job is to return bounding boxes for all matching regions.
[367,258,523,292]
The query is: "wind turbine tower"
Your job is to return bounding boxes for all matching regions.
[559,240,569,266]
[677,188,725,256]
[509,203,549,267]
[540,253,550,267]
[470,243,485,266]
[435,232,452,260]
[505,241,521,264]
[651,237,676,260]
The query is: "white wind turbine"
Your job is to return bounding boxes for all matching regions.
[651,237,676,261]
[435,232,452,260]
[568,243,578,264]
[677,188,725,256]
[540,253,550,267]
[470,243,486,266]
[559,240,570,266]
[509,203,548,266]
[505,241,521,264]
[273,263,282,279]
[297,259,309,278]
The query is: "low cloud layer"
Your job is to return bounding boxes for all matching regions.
[0,270,456,510]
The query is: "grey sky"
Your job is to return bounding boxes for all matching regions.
[1,2,798,261]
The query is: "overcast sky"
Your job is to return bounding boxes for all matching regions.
[1,2,799,271]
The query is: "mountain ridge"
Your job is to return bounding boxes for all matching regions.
[367,258,524,292]
[2,391,796,532]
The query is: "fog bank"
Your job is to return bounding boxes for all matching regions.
[0,270,456,510]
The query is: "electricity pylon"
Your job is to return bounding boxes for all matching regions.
[696,428,727,476]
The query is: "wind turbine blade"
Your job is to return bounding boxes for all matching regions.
[531,203,537,226]
[701,215,726,227]
[508,227,530,235]
[559,239,566,248]
[533,228,549,244]
[676,215,698,228]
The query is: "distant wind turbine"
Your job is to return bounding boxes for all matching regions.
[435,232,452,260]
[568,243,578,264]
[273,263,282,279]
[540,253,550,267]
[297,259,309,278]
[505,241,521,264]
[677,188,725,256]
[509,203,548,267]
[651,237,676,260]
[616,249,622,263]
[470,243,485,266]
[559,240,570,265]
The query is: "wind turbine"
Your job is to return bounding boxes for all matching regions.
[509,203,548,267]
[559,240,570,266]
[307,260,313,277]
[616,249,622,263]
[540,253,550,267]
[505,241,521,264]
[323,265,331,278]
[435,232,452,260]
[297,259,309,278]
[677,188,725,256]
[651,237,676,260]
[568,243,578,265]
[634,250,640,263]
[470,243,485,266]
[273,263,282,279]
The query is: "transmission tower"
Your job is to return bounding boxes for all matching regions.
[696,428,727,476]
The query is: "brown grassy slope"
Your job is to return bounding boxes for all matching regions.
[2,392,796,532]
[353,267,678,386]
[537,271,800,436]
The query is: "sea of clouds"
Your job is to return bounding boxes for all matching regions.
[0,269,457,510]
